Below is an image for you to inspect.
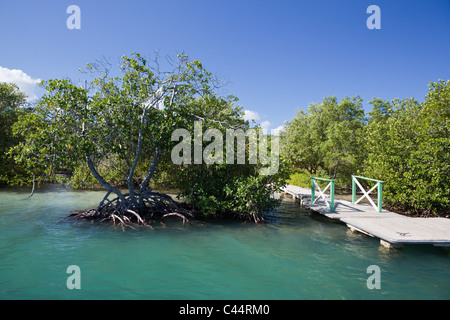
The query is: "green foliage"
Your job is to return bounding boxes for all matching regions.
[282,96,365,188]
[282,81,449,216]
[364,80,450,215]
[281,108,324,175]
[179,160,289,220]
[0,82,31,185]
[169,105,289,219]
[286,169,311,189]
[69,156,129,189]
[10,79,88,179]
[10,53,227,186]
[9,53,286,220]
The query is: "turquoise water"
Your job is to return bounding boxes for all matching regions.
[0,186,449,300]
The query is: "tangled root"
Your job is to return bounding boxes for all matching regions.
[68,192,195,230]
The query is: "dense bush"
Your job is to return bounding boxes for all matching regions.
[180,161,289,221]
[364,81,449,216]
[281,96,366,188]
[0,82,31,185]
[282,80,450,216]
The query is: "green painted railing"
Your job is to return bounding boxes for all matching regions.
[311,176,335,212]
[352,175,384,213]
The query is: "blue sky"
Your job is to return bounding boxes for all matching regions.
[1,0,449,132]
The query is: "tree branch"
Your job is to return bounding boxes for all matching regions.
[86,156,127,204]
[139,148,160,192]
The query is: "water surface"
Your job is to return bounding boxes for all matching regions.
[0,186,448,299]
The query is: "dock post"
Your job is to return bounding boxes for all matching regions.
[380,239,403,249]
[377,182,383,213]
[330,180,335,212]
[352,176,356,204]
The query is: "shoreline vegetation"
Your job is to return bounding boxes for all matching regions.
[1,54,288,227]
[282,81,450,219]
[0,54,449,224]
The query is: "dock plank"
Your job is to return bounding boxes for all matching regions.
[341,217,450,245]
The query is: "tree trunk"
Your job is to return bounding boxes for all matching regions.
[86,156,127,205]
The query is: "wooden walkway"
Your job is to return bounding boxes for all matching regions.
[280,184,450,248]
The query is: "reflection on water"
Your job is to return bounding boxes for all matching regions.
[0,185,449,299]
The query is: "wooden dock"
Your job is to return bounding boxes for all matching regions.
[280,184,450,248]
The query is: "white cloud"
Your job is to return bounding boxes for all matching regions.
[243,109,260,122]
[271,125,285,136]
[0,66,41,101]
[242,109,284,135]
[260,120,271,133]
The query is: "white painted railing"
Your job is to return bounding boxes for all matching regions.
[311,176,335,212]
[352,175,384,213]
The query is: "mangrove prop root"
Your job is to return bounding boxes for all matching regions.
[161,212,190,225]
[68,191,196,229]
[126,209,145,225]
[68,191,266,228]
